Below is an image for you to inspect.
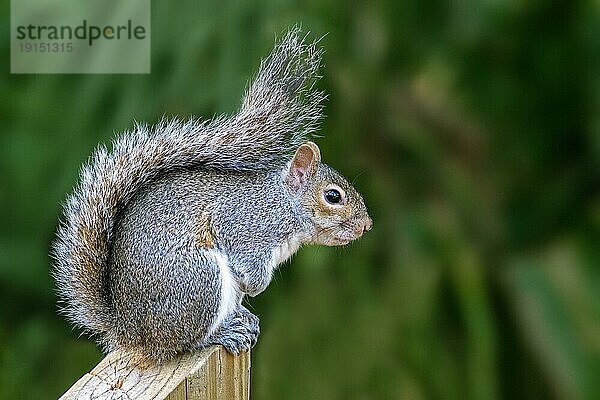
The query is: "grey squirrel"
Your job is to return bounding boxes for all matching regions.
[52,29,372,364]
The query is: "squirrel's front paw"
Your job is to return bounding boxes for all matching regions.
[209,307,260,355]
[236,271,268,297]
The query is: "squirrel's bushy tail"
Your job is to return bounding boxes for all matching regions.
[52,28,324,336]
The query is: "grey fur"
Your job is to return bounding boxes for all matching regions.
[52,28,372,363]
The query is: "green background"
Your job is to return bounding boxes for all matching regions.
[1,1,599,399]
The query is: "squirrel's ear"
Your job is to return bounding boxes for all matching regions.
[286,141,321,192]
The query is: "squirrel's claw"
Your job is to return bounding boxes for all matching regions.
[208,306,260,355]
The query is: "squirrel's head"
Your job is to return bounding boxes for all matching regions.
[284,142,373,246]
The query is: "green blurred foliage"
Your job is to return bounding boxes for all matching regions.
[1,1,599,399]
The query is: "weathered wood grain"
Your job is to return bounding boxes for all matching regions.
[59,346,250,400]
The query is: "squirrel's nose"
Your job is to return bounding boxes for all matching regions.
[362,216,373,234]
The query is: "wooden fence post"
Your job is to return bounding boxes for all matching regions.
[59,346,250,400]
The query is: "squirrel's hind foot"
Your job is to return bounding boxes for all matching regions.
[207,306,259,355]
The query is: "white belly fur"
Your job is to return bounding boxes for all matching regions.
[207,250,239,337]
[270,234,303,270]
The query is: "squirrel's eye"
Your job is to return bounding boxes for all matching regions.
[324,189,342,205]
